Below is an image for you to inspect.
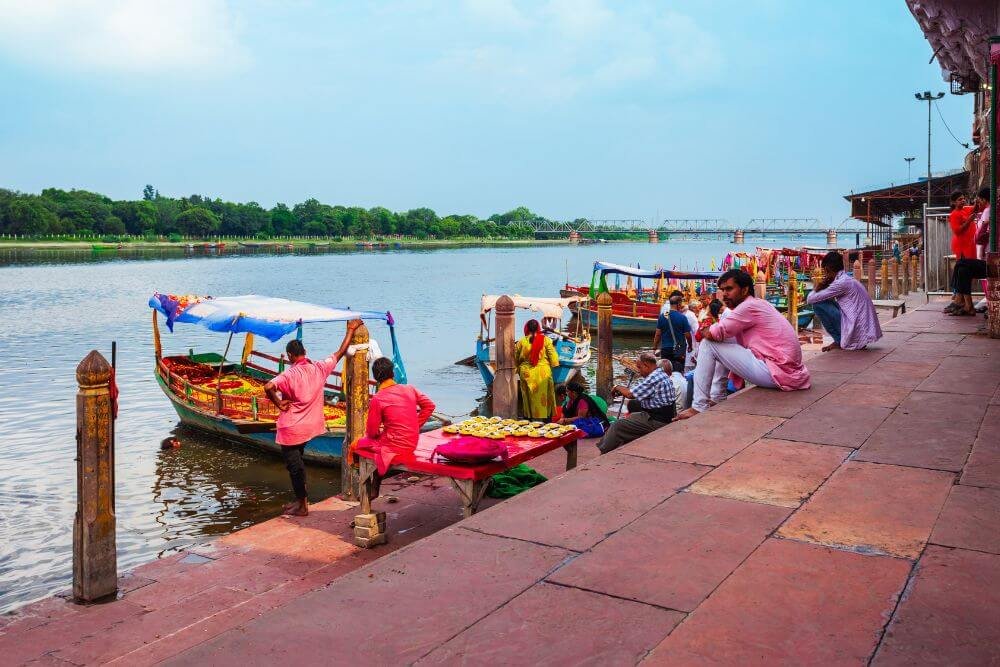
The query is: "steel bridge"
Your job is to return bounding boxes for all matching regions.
[529,218,868,235]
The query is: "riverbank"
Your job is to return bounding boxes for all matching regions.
[0,237,593,250]
[2,299,996,664]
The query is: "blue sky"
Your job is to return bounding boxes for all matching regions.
[0,0,974,224]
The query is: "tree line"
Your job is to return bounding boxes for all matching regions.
[0,185,563,240]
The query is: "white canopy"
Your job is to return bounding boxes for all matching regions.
[480,295,579,319]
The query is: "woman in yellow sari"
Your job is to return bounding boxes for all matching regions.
[515,319,560,419]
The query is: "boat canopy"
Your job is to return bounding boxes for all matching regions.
[149,293,390,342]
[591,261,722,281]
[480,295,580,319]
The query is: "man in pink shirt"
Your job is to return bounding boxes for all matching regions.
[677,270,810,420]
[356,357,436,475]
[264,319,361,516]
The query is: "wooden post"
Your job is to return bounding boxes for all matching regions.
[867,257,877,298]
[341,322,370,501]
[880,258,889,299]
[596,291,614,401]
[787,270,799,329]
[754,271,767,299]
[852,259,862,282]
[152,311,162,361]
[889,259,900,299]
[493,295,518,418]
[74,351,117,603]
[901,255,910,295]
[911,255,920,292]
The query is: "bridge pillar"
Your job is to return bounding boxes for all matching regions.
[733,230,745,244]
[569,231,581,244]
[826,230,837,245]
[647,230,659,243]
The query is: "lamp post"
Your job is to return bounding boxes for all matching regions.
[904,156,916,182]
[914,91,945,209]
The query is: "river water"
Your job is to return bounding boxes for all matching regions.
[0,236,827,611]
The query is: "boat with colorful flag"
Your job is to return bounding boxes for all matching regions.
[476,295,590,388]
[149,293,445,465]
[562,261,722,334]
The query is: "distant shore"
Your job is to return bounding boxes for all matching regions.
[0,237,602,251]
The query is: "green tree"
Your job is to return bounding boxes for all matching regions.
[142,184,157,201]
[175,207,220,238]
[3,198,58,235]
[270,203,297,235]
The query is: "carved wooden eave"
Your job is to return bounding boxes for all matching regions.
[905,0,1000,83]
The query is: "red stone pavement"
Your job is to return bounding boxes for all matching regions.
[2,300,998,665]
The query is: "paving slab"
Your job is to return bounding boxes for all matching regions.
[881,342,960,363]
[805,348,888,373]
[418,582,684,666]
[689,438,849,507]
[856,390,988,472]
[623,412,784,466]
[769,400,892,448]
[868,331,917,349]
[961,405,1000,488]
[916,354,1000,396]
[853,359,940,389]
[823,382,912,408]
[644,538,912,665]
[873,546,1000,666]
[712,371,850,418]
[948,334,999,357]
[777,461,954,559]
[907,332,967,343]
[461,453,707,552]
[165,529,570,666]
[929,485,1000,555]
[549,493,789,612]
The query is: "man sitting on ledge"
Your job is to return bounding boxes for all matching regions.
[596,352,676,454]
[806,250,882,352]
[676,269,810,420]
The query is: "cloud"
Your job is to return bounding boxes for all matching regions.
[0,0,247,77]
[433,0,724,103]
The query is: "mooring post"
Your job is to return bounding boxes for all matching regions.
[341,322,370,501]
[852,258,862,282]
[787,270,799,329]
[493,295,518,418]
[880,258,889,299]
[890,258,900,299]
[867,257,877,299]
[74,350,117,603]
[901,256,910,295]
[911,255,920,292]
[596,291,614,401]
[754,271,767,299]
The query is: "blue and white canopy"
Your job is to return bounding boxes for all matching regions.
[149,294,390,342]
[592,261,722,281]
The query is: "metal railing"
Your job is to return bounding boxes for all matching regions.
[922,205,953,293]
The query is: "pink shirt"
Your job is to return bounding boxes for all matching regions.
[360,382,436,474]
[708,297,811,391]
[271,355,340,446]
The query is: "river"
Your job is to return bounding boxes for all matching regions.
[0,236,828,611]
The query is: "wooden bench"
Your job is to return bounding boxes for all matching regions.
[872,299,907,318]
[353,427,582,547]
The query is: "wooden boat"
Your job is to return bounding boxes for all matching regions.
[563,261,722,336]
[237,241,276,249]
[475,295,591,388]
[150,294,445,465]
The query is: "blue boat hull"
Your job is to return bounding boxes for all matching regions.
[475,338,582,387]
[578,307,658,334]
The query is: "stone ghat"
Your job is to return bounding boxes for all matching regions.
[2,298,998,665]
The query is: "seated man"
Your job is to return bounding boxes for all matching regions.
[355,356,436,475]
[596,352,676,454]
[806,251,882,351]
[676,269,810,419]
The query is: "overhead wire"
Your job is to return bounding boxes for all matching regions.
[933,100,970,149]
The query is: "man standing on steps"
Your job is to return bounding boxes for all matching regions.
[653,295,692,373]
[265,319,362,517]
[676,270,810,420]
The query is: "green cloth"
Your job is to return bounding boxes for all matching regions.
[487,464,547,499]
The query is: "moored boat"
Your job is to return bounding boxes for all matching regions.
[149,293,446,465]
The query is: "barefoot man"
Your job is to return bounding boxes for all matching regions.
[806,251,882,352]
[676,270,810,420]
[265,319,361,516]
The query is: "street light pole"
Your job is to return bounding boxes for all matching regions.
[915,91,945,209]
[904,156,915,182]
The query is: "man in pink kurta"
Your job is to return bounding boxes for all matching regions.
[677,270,810,419]
[355,357,436,475]
[264,319,360,516]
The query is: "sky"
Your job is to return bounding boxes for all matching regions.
[0,0,976,225]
